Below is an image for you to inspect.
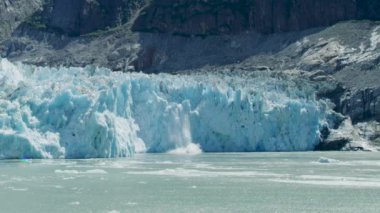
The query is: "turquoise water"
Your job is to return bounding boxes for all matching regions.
[1,152,380,213]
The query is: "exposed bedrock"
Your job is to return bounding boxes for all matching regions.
[36,0,146,36]
[1,0,380,39]
[0,0,43,40]
[133,0,357,36]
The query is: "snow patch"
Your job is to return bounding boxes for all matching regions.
[370,26,380,51]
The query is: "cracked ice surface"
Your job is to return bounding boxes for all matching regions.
[0,59,331,159]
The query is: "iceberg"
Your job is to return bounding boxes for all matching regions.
[0,59,333,159]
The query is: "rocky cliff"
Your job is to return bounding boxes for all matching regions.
[2,0,380,38]
[35,0,145,36]
[133,0,358,35]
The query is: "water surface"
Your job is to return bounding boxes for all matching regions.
[1,152,380,212]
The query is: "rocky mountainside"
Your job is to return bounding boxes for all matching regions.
[2,0,379,38]
[133,0,358,35]
[36,0,146,36]
[1,0,379,69]
[0,0,43,40]
[0,0,379,149]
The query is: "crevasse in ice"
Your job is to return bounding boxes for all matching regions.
[0,59,331,159]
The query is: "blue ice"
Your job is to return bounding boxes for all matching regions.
[0,59,332,159]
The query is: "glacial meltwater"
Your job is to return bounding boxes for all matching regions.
[1,152,380,213]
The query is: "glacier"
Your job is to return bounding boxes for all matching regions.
[0,59,334,159]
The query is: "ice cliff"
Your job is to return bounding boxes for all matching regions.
[0,59,333,159]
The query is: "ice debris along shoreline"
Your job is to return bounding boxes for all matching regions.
[0,59,333,159]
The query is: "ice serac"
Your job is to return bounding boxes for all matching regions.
[0,59,333,159]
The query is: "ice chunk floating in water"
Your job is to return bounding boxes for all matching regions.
[0,59,332,159]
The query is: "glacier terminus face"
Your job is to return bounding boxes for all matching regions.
[0,59,333,159]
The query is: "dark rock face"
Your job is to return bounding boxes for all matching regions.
[340,88,380,123]
[132,0,367,36]
[32,0,145,36]
[315,137,351,151]
[3,0,380,38]
[357,0,380,20]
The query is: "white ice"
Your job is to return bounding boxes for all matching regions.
[0,59,332,159]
